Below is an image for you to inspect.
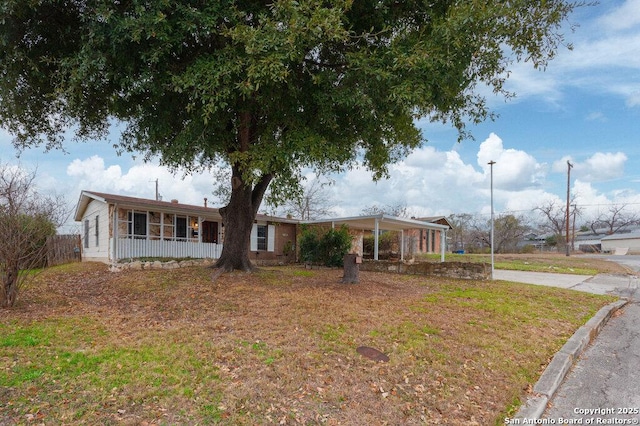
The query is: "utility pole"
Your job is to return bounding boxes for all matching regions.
[565,161,573,256]
[150,179,160,201]
[571,203,577,252]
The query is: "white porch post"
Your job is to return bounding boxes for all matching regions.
[400,229,404,261]
[440,229,446,262]
[374,218,379,261]
[111,203,118,262]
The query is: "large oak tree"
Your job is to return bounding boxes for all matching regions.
[0,0,580,271]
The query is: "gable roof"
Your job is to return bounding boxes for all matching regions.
[74,191,297,224]
[74,190,222,222]
[414,216,453,230]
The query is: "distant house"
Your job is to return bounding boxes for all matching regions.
[601,232,640,254]
[74,191,297,263]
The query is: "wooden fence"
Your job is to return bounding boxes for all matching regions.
[46,234,82,267]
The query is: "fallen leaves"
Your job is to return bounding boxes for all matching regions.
[1,261,612,425]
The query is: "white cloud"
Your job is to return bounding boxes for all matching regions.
[490,2,640,108]
[503,189,562,214]
[476,133,546,191]
[585,111,606,122]
[553,152,627,182]
[598,0,640,32]
[66,155,216,207]
[626,91,640,107]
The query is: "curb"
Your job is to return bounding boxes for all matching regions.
[513,298,629,420]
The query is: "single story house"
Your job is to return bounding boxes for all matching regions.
[601,232,640,255]
[74,191,297,263]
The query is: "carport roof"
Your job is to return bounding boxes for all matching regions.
[303,214,450,232]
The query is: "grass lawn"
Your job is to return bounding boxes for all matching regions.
[0,261,619,425]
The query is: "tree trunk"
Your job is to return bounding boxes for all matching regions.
[214,110,273,272]
[1,264,18,308]
[214,167,273,272]
[341,253,360,284]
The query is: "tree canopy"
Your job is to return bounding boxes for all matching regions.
[0,0,580,270]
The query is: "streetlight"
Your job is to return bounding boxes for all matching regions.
[488,160,496,280]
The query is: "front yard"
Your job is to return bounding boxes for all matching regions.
[1,261,617,425]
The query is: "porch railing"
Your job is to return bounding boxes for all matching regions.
[115,238,222,260]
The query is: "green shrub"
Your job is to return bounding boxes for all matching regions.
[299,225,352,267]
[299,227,320,264]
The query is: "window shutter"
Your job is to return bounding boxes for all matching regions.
[250,224,258,251]
[84,220,89,248]
[267,225,275,252]
[95,215,99,246]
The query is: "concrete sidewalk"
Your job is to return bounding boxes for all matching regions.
[494,269,640,296]
[493,270,591,290]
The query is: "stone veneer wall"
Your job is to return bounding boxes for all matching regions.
[110,258,215,272]
[359,260,490,280]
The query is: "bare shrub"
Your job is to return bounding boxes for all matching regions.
[0,164,67,307]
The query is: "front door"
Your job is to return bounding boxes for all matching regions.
[201,221,218,243]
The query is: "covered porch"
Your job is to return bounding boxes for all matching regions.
[304,214,449,262]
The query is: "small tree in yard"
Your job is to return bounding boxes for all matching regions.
[0,1,581,272]
[0,165,67,308]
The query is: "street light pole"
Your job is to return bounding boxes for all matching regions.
[566,160,573,256]
[488,160,496,280]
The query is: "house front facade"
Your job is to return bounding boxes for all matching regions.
[74,191,296,263]
[601,232,640,255]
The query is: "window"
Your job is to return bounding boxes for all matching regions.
[95,215,99,246]
[163,213,174,239]
[251,224,274,252]
[430,230,436,252]
[257,225,267,251]
[127,211,147,238]
[84,219,89,248]
[176,216,187,239]
[148,211,161,240]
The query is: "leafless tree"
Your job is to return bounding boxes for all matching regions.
[0,164,68,308]
[589,204,640,235]
[534,199,576,248]
[493,214,530,253]
[361,202,409,217]
[468,213,529,253]
[447,213,475,252]
[283,178,335,220]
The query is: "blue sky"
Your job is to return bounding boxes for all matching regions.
[1,0,639,232]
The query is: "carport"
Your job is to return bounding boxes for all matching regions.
[304,214,449,261]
